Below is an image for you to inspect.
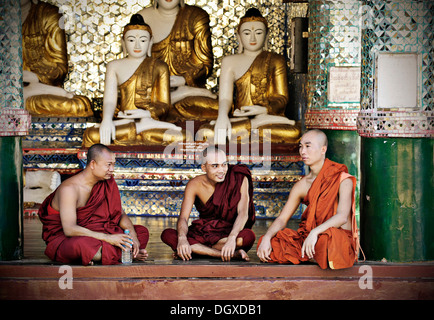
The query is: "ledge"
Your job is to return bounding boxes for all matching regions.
[1,261,433,300]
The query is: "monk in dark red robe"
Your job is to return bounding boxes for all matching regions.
[161,147,256,261]
[257,129,361,269]
[38,144,149,265]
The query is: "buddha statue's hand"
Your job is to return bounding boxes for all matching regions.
[24,81,74,101]
[170,75,186,88]
[171,85,217,104]
[233,105,267,117]
[99,119,116,145]
[214,115,231,144]
[136,117,182,134]
[23,70,40,83]
[23,70,74,100]
[117,109,151,119]
[250,113,296,129]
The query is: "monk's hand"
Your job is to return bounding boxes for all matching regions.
[105,233,133,251]
[257,237,272,263]
[301,231,318,260]
[177,237,192,261]
[221,238,236,262]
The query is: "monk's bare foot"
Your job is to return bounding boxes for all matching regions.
[233,249,250,261]
[90,246,102,265]
[134,249,148,261]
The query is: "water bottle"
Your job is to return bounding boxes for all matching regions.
[121,229,132,264]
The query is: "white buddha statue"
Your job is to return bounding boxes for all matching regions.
[209,8,300,145]
[82,14,182,147]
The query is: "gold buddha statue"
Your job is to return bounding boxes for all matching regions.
[82,14,182,147]
[138,0,218,122]
[21,0,92,117]
[203,8,300,144]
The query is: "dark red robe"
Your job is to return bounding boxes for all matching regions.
[38,176,148,265]
[161,164,256,251]
[258,158,360,269]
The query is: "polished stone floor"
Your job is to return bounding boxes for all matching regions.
[22,215,301,264]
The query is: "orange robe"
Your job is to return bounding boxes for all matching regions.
[260,158,360,269]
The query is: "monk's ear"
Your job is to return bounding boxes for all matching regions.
[88,159,97,170]
[201,163,207,172]
[321,145,327,155]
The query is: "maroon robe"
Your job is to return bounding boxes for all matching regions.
[38,176,148,265]
[161,164,256,252]
[186,164,256,246]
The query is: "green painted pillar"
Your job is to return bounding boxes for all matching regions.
[0,0,29,260]
[323,129,360,218]
[360,138,434,261]
[0,137,24,260]
[357,0,433,262]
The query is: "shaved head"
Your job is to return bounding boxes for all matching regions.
[87,143,114,165]
[302,129,328,147]
[200,146,226,165]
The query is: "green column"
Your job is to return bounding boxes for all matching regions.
[360,137,434,262]
[0,0,25,260]
[323,129,360,218]
[0,137,23,260]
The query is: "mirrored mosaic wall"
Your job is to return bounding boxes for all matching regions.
[44,0,308,98]
[0,0,23,110]
[357,0,433,138]
[307,0,361,111]
[360,0,433,112]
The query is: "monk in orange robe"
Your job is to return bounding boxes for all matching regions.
[257,129,361,269]
[38,144,149,265]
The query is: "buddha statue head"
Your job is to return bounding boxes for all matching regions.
[122,14,153,58]
[236,8,269,54]
[153,0,185,9]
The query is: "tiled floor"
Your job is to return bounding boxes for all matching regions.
[22,215,301,264]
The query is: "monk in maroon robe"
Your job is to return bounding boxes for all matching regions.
[257,129,361,269]
[161,147,256,261]
[38,144,149,265]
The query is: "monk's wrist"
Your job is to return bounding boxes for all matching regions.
[309,228,320,237]
[262,234,272,242]
[227,234,237,241]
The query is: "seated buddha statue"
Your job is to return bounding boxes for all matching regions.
[82,14,182,147]
[203,8,300,145]
[137,0,218,122]
[21,0,92,117]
